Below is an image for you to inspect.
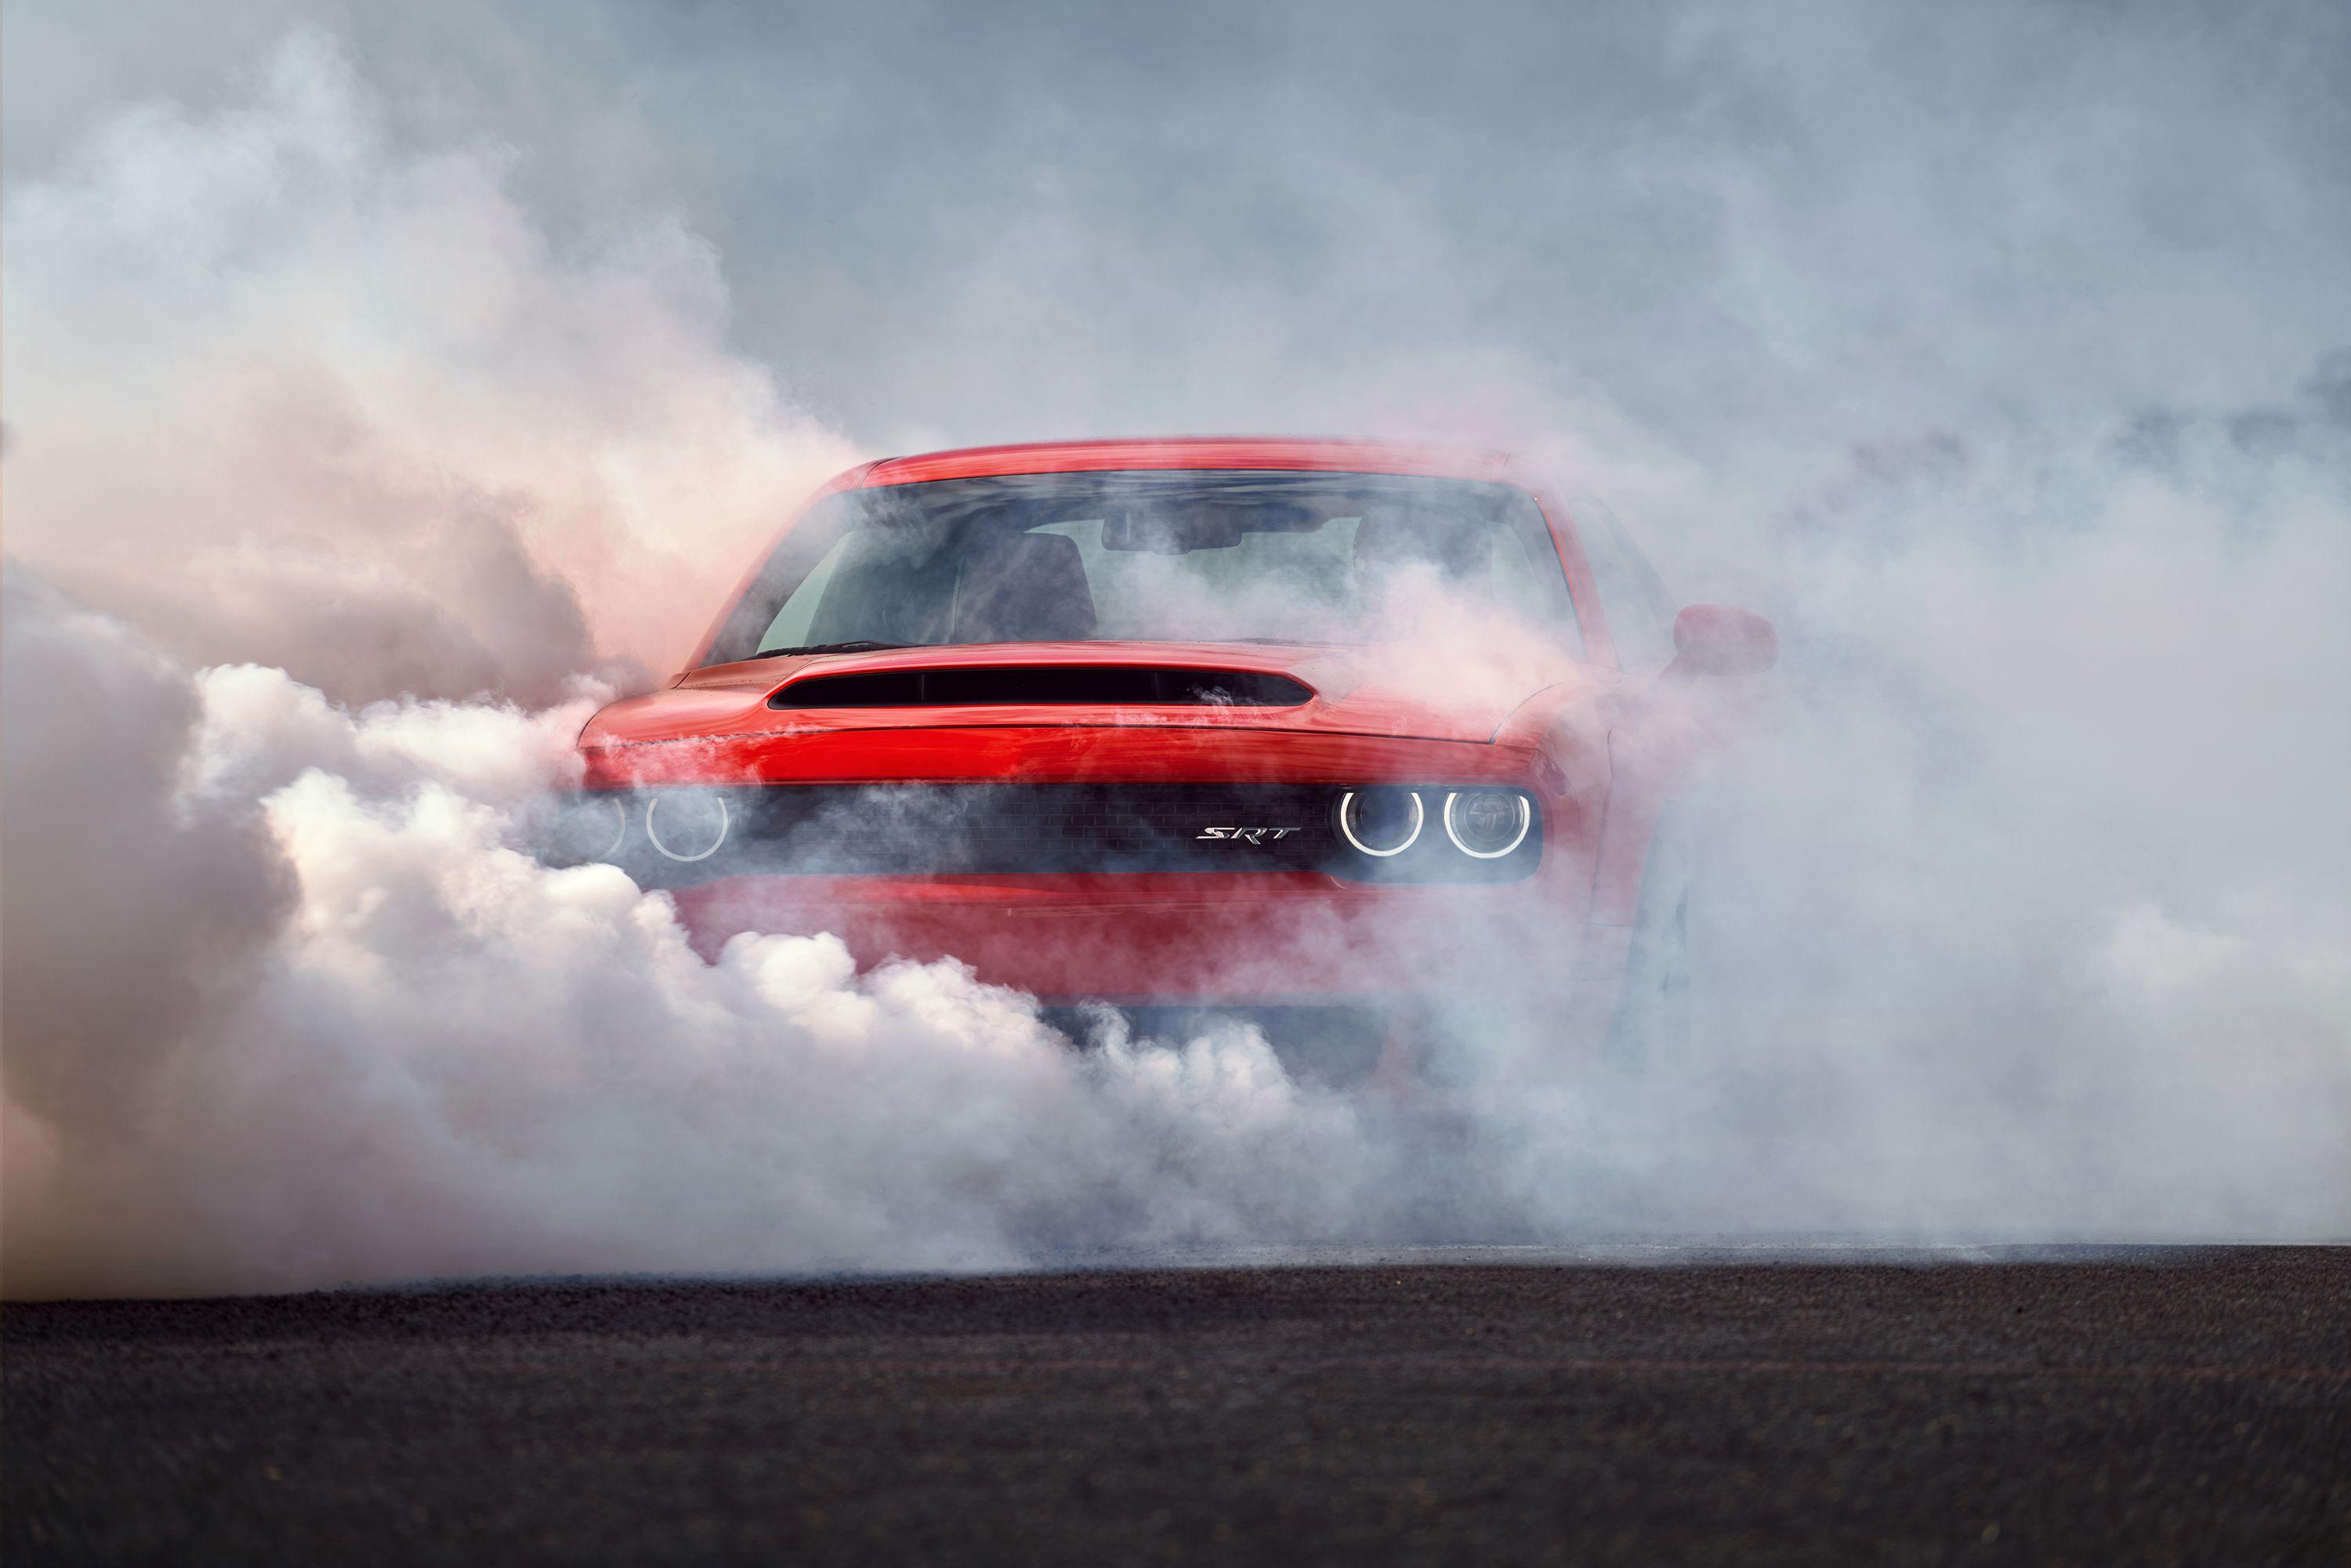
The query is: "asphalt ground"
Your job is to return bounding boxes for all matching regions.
[6,1248,2347,1565]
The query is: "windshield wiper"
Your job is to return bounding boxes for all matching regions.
[754,639,923,659]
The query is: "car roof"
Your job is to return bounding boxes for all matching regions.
[857,436,1520,488]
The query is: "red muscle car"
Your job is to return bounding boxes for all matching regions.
[556,438,1774,1085]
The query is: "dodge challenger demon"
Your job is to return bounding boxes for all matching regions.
[552,438,1775,1085]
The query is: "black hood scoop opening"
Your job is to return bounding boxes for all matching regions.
[769,664,1314,710]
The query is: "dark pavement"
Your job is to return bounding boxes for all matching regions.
[6,1248,2349,1564]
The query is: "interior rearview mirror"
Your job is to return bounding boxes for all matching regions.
[1102,507,1244,553]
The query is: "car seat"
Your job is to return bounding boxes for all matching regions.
[949,530,1099,644]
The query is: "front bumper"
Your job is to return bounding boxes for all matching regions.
[669,869,1581,1005]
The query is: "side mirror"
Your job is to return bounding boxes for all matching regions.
[1667,603,1777,679]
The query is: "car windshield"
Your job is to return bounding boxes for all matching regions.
[702,469,1578,664]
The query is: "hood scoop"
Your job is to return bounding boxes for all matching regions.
[768,664,1313,710]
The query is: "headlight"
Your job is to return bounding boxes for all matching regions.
[1336,787,1423,856]
[645,791,730,862]
[1443,789,1531,858]
[547,794,628,863]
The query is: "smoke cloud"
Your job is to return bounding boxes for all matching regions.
[1,31,857,704]
[2,574,1397,1298]
[4,13,2348,1296]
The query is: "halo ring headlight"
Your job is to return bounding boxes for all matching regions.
[1337,788,1423,857]
[552,794,629,863]
[1443,790,1532,859]
[645,792,730,863]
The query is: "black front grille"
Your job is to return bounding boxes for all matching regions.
[553,782,1540,889]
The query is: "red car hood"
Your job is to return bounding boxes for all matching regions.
[581,640,1590,751]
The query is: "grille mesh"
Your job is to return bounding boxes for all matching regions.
[704,783,1329,876]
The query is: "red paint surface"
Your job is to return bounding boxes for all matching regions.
[671,871,1584,1007]
[587,639,1598,761]
[582,436,1690,1034]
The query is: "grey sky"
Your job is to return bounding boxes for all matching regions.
[8,0,2349,460]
